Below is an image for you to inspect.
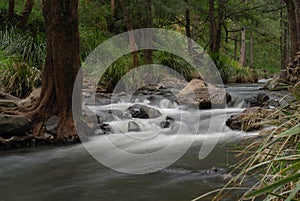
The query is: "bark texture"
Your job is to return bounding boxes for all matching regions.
[28,0,80,142]
[239,28,246,67]
[17,0,34,29]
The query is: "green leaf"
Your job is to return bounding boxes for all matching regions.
[278,125,300,138]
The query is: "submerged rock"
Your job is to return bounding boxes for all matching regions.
[226,107,276,132]
[176,79,231,109]
[127,104,162,119]
[0,114,31,139]
[242,93,270,108]
[128,121,141,132]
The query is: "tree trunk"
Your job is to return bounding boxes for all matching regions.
[111,0,115,17]
[234,33,238,60]
[28,0,81,142]
[284,0,299,57]
[209,0,217,53]
[185,0,192,55]
[283,21,289,68]
[209,0,224,54]
[296,0,300,50]
[143,0,153,64]
[239,27,246,67]
[8,0,15,20]
[17,0,34,29]
[249,31,253,68]
[120,0,138,69]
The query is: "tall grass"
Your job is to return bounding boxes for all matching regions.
[0,26,46,69]
[194,97,300,201]
[0,61,41,98]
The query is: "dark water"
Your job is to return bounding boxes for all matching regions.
[0,84,264,201]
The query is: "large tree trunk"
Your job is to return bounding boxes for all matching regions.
[17,0,34,29]
[239,27,246,67]
[28,0,80,142]
[284,0,299,57]
[8,0,15,20]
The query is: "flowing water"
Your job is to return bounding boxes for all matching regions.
[0,84,266,201]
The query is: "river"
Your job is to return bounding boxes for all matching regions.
[0,83,267,201]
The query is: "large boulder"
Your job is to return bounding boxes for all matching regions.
[226,107,276,132]
[128,121,141,132]
[0,114,31,139]
[176,79,231,109]
[127,104,162,119]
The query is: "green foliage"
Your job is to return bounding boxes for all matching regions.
[79,26,111,60]
[0,61,41,98]
[155,51,197,81]
[212,53,268,83]
[0,26,46,69]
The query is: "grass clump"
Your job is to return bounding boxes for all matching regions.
[0,60,41,98]
[201,98,300,201]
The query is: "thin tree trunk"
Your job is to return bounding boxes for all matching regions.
[185,0,192,55]
[120,0,138,69]
[209,0,217,53]
[296,0,300,50]
[239,27,246,67]
[28,0,81,142]
[234,33,238,60]
[17,0,34,29]
[249,32,253,68]
[144,0,153,64]
[111,0,115,17]
[8,0,15,20]
[283,21,289,68]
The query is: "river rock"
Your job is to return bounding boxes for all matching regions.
[226,107,275,132]
[176,79,231,109]
[0,114,31,139]
[128,121,141,132]
[127,104,162,119]
[44,115,58,134]
[242,93,270,108]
